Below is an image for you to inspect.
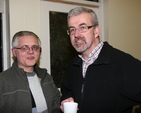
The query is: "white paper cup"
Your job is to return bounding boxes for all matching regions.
[63,102,78,113]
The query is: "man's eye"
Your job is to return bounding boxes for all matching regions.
[33,47,37,50]
[33,47,38,50]
[80,25,86,30]
[70,28,75,33]
[21,46,28,50]
[32,46,40,50]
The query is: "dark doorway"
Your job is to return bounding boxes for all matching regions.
[50,11,77,88]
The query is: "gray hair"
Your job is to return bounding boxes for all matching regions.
[12,31,41,48]
[67,7,99,26]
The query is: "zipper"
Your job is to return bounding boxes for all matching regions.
[81,78,85,100]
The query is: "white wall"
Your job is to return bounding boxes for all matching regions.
[108,0,141,60]
[9,0,40,35]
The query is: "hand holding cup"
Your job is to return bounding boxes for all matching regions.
[63,102,78,113]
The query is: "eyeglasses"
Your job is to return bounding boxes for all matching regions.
[67,24,95,35]
[14,45,41,52]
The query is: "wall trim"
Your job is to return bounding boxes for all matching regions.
[42,0,100,8]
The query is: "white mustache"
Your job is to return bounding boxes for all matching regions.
[27,54,35,58]
[74,37,86,43]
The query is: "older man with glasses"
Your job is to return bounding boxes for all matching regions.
[0,31,60,113]
[60,7,141,113]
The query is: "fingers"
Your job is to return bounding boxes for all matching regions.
[60,97,74,112]
[68,97,74,102]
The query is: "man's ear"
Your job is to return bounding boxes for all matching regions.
[94,26,100,38]
[40,47,42,53]
[11,48,17,57]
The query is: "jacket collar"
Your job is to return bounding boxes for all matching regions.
[12,59,47,79]
[72,42,113,66]
[94,42,112,65]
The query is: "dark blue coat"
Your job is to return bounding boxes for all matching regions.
[61,42,141,113]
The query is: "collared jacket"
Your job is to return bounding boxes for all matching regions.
[61,42,141,113]
[0,59,60,113]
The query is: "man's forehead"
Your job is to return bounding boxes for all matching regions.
[68,14,93,27]
[18,36,38,44]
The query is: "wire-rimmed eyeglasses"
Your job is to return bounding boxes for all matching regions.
[67,24,95,35]
[14,45,41,52]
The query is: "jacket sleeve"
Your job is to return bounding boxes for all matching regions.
[119,52,141,103]
[60,61,75,102]
[52,86,61,113]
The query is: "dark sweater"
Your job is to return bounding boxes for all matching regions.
[61,42,141,113]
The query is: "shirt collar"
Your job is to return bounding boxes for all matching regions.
[79,41,104,62]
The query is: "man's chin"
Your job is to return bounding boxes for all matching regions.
[26,62,36,67]
[75,48,85,53]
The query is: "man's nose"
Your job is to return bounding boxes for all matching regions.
[28,48,34,53]
[74,29,81,37]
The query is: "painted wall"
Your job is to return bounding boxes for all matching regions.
[9,0,141,70]
[9,0,40,35]
[108,0,141,60]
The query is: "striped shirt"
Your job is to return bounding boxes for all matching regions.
[79,41,104,77]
